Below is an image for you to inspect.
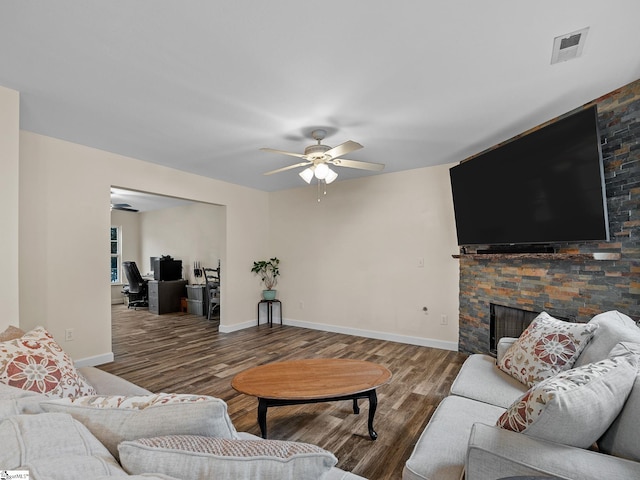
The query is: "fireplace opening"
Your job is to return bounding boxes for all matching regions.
[489,304,573,354]
[489,304,540,355]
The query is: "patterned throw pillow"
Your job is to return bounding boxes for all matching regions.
[497,356,638,448]
[497,312,598,387]
[41,393,238,459]
[0,326,96,398]
[0,325,25,342]
[118,435,337,480]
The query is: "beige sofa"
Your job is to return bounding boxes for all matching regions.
[403,310,640,480]
[0,328,366,480]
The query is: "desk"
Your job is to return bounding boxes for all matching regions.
[257,299,282,327]
[148,280,187,315]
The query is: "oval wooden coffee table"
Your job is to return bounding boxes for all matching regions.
[231,358,392,440]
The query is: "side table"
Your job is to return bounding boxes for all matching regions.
[257,299,282,327]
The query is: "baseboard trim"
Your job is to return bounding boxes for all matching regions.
[218,319,258,333]
[285,318,458,351]
[219,318,458,351]
[75,352,114,368]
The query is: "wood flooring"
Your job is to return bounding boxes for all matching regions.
[100,304,468,479]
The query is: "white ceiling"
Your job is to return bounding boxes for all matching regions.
[2,1,639,192]
[110,188,195,213]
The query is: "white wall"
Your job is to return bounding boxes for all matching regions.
[140,202,225,285]
[0,86,19,331]
[269,164,460,349]
[8,92,461,362]
[110,209,142,303]
[18,131,269,364]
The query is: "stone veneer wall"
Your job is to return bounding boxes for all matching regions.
[458,79,640,354]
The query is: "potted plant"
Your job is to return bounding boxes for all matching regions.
[251,257,280,300]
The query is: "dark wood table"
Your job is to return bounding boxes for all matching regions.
[231,358,392,440]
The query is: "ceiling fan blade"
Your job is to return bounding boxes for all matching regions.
[264,161,311,176]
[112,206,139,212]
[330,158,385,171]
[324,140,363,160]
[260,147,306,159]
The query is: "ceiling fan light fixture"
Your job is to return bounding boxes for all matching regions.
[314,162,330,180]
[325,168,338,184]
[299,167,315,184]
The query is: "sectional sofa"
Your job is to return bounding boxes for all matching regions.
[0,325,365,480]
[403,310,640,480]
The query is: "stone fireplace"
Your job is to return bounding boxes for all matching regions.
[457,80,640,355]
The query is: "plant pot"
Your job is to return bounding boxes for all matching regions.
[262,289,277,300]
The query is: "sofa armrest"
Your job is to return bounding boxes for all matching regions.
[466,423,640,480]
[78,366,152,396]
[496,337,517,363]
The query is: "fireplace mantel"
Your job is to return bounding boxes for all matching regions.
[452,252,621,261]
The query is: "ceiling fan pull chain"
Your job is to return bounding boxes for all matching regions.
[317,180,321,202]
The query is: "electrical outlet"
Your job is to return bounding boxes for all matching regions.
[440,314,448,325]
[65,328,74,341]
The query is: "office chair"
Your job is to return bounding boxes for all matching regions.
[122,261,149,310]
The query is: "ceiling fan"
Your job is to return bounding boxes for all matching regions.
[110,203,139,212]
[261,129,384,185]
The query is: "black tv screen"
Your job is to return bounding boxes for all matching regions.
[450,105,609,247]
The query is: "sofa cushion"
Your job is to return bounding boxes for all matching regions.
[497,356,637,448]
[403,395,505,480]
[598,342,640,461]
[119,435,337,480]
[0,412,127,478]
[449,354,528,408]
[497,312,598,387]
[574,310,640,368]
[0,325,25,342]
[0,326,96,398]
[78,366,152,396]
[40,393,238,460]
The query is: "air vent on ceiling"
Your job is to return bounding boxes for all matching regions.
[551,27,589,64]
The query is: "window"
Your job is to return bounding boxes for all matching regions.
[110,226,121,283]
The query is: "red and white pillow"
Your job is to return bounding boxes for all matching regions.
[0,326,95,398]
[497,312,598,387]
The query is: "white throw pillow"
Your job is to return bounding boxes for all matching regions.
[0,382,47,421]
[497,356,638,448]
[0,412,126,478]
[119,435,337,480]
[497,312,598,387]
[40,393,238,459]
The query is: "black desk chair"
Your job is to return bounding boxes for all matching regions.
[122,261,149,310]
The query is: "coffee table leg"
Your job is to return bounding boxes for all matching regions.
[258,398,268,439]
[353,398,360,414]
[367,390,378,440]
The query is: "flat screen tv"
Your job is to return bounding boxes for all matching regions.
[449,105,609,248]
